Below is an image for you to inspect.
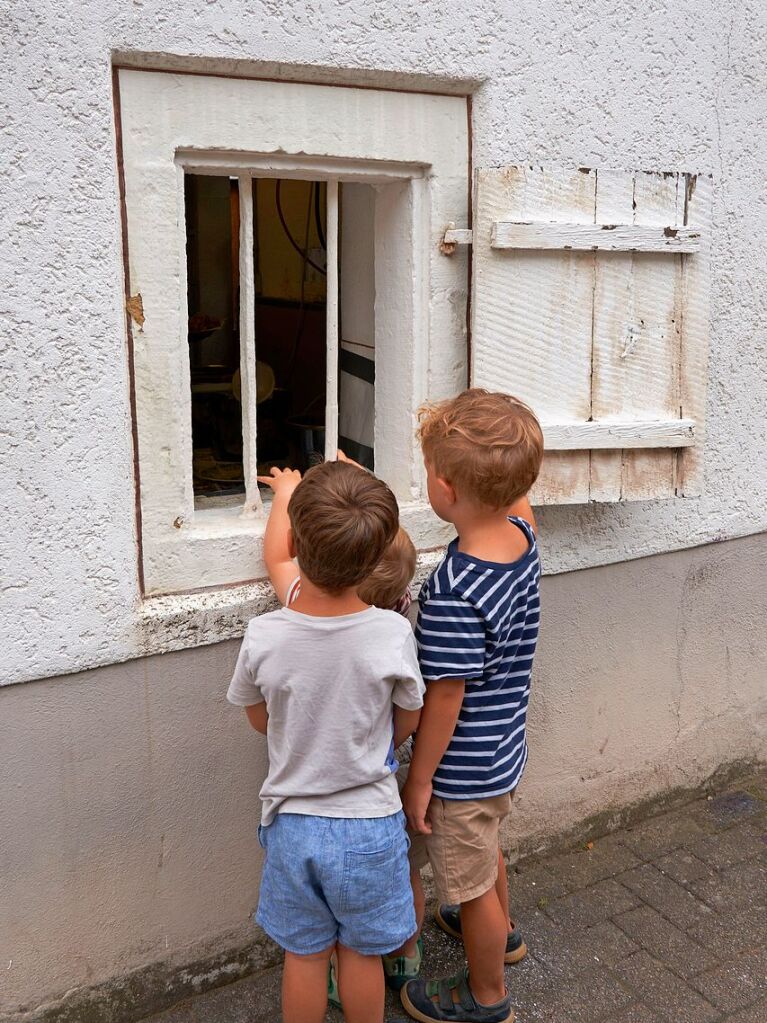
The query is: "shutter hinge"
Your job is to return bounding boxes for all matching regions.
[439,223,473,255]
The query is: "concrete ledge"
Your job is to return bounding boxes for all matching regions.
[4,757,762,1023]
[0,929,281,1023]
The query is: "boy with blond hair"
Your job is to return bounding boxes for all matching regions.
[400,389,543,1023]
[227,460,424,1023]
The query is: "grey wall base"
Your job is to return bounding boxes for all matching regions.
[0,929,280,1023]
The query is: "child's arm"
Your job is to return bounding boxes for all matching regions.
[256,467,302,604]
[509,494,537,536]
[245,702,268,734]
[402,679,465,834]
[393,705,421,749]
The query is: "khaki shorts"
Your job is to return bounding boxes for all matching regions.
[408,792,513,904]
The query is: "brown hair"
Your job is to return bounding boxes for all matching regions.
[358,527,416,608]
[288,461,399,593]
[418,388,543,509]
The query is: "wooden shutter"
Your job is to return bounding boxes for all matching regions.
[470,166,712,503]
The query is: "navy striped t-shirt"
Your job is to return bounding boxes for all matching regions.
[415,516,541,800]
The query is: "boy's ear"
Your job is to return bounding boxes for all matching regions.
[287,528,297,560]
[435,475,457,506]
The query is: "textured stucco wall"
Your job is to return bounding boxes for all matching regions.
[2,1,767,684]
[1,533,765,1014]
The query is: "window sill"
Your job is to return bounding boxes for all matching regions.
[184,503,269,539]
[137,544,445,662]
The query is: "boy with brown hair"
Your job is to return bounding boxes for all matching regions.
[227,460,424,1023]
[400,389,543,1023]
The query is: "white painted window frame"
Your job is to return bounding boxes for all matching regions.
[117,71,468,595]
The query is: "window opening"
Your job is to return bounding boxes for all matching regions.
[186,174,376,512]
[185,174,243,506]
[253,178,329,483]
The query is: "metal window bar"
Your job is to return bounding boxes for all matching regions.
[238,174,262,516]
[324,179,340,461]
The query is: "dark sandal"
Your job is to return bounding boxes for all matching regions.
[434,904,528,965]
[401,969,515,1023]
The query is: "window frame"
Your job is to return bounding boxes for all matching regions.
[116,70,469,595]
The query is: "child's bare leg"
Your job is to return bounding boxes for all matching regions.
[401,863,425,956]
[461,886,507,1005]
[336,943,385,1023]
[494,845,513,931]
[282,944,334,1023]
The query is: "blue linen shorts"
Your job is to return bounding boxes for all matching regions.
[256,811,416,956]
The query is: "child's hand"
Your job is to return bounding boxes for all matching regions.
[402,777,433,835]
[257,466,302,499]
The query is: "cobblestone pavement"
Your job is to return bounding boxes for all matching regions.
[146,771,767,1023]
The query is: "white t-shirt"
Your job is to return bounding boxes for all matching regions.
[227,606,425,826]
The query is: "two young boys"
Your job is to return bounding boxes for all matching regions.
[228,388,544,1023]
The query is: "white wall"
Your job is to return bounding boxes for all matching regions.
[2,1,767,686]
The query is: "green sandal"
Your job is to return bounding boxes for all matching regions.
[383,936,424,991]
[328,956,341,1009]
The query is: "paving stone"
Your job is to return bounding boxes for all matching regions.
[722,995,767,1022]
[544,878,640,929]
[691,948,767,1013]
[508,861,570,912]
[617,863,716,930]
[688,903,767,957]
[613,951,720,1023]
[704,792,765,829]
[690,858,767,913]
[542,836,642,892]
[529,963,633,1023]
[620,811,706,859]
[613,904,718,978]
[504,951,561,1009]
[522,914,638,977]
[688,824,767,871]
[655,847,719,887]
[601,1005,663,1023]
[747,821,767,856]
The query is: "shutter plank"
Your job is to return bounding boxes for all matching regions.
[492,222,701,252]
[589,169,635,501]
[676,174,712,497]
[590,171,681,501]
[472,167,595,504]
[619,172,681,500]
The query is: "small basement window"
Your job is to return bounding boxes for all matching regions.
[116,69,468,594]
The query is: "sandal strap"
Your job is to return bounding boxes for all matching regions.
[424,970,476,1016]
[437,978,455,1012]
[454,969,478,1010]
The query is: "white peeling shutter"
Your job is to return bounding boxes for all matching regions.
[470,166,711,503]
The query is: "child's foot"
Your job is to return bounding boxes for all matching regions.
[401,968,514,1023]
[383,936,424,991]
[434,904,527,965]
